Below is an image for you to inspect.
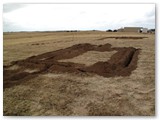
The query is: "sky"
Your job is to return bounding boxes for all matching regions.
[3,4,155,32]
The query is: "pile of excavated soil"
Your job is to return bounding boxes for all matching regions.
[98,36,147,40]
[4,43,140,89]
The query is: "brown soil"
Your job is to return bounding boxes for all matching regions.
[98,36,147,40]
[4,43,140,89]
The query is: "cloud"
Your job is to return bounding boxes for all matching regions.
[145,7,155,18]
[3,4,155,32]
[3,4,27,13]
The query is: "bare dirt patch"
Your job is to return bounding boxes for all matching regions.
[59,51,117,66]
[4,43,140,89]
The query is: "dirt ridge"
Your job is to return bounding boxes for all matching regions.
[4,43,140,89]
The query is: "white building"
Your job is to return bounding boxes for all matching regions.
[117,27,149,33]
[142,28,148,33]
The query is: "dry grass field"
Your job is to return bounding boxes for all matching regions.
[3,31,155,116]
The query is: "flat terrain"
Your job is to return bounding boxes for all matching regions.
[3,31,155,115]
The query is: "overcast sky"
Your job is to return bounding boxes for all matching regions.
[3,4,155,32]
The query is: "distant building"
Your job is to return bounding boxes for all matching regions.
[117,28,124,32]
[142,28,148,33]
[117,27,150,33]
[123,27,142,32]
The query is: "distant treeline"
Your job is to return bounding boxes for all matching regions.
[106,29,117,32]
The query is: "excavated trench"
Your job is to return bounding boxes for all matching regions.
[4,43,140,89]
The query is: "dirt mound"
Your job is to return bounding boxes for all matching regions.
[4,43,140,89]
[82,47,139,77]
[98,36,147,40]
[3,70,36,89]
[95,43,112,51]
